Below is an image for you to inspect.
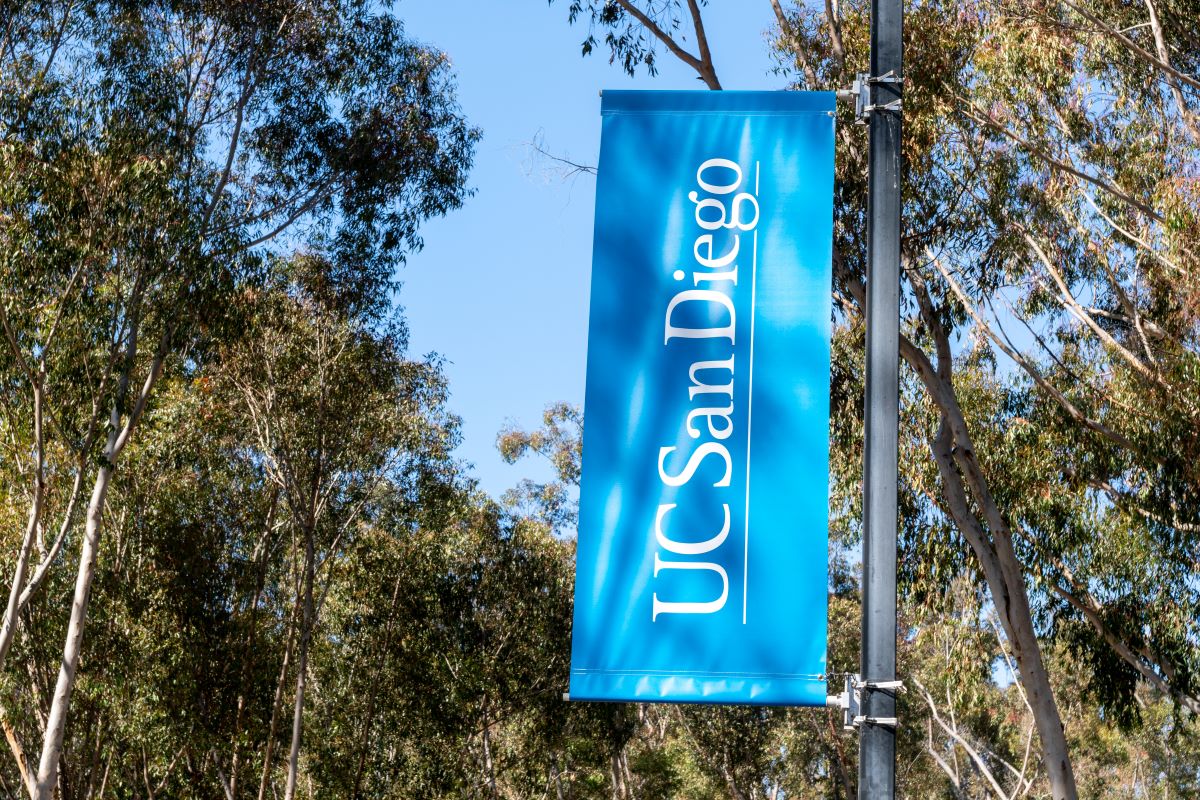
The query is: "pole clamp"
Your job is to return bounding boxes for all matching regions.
[826,675,904,730]
[853,715,899,727]
[836,71,904,124]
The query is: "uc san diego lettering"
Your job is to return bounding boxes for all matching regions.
[653,157,759,621]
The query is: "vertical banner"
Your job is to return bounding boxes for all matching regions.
[569,91,835,706]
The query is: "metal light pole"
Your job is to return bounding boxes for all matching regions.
[859,0,902,796]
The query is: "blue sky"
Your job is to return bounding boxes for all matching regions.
[398,1,789,498]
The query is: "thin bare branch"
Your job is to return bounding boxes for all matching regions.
[236,177,337,252]
[1143,0,1200,143]
[915,678,1009,800]
[926,248,1148,456]
[1080,189,1182,275]
[956,100,1164,222]
[825,0,846,71]
[112,327,172,457]
[1059,0,1200,92]
[1020,230,1183,402]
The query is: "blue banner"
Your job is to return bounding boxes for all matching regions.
[569,91,835,706]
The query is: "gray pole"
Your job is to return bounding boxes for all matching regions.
[859,0,902,796]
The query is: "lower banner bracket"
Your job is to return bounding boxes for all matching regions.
[826,674,905,731]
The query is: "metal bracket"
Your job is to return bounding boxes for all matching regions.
[826,674,861,731]
[853,715,899,727]
[836,71,903,125]
[826,675,904,731]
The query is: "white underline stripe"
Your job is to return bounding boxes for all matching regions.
[743,163,760,625]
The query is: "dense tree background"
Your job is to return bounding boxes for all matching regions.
[0,0,1196,798]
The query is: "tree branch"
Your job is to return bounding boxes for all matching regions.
[956,100,1164,222]
[914,678,1010,800]
[683,0,721,89]
[611,0,708,83]
[926,248,1148,457]
[1058,0,1200,92]
[769,0,818,87]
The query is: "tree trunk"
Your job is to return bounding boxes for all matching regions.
[27,313,165,800]
[0,381,45,673]
[350,575,402,799]
[620,750,634,799]
[823,710,854,799]
[609,750,624,800]
[926,410,1078,800]
[33,457,113,800]
[257,598,299,800]
[282,529,315,800]
[481,703,499,799]
[550,757,566,800]
[230,490,278,800]
[989,528,1076,799]
[718,764,749,800]
[3,708,33,796]
[880,263,1079,799]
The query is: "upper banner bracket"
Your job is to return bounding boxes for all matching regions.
[836,71,903,125]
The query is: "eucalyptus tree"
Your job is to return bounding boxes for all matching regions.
[903,0,1200,720]
[11,260,470,798]
[0,100,220,799]
[44,367,283,799]
[0,1,476,796]
[498,402,584,534]
[282,486,580,799]
[212,264,464,800]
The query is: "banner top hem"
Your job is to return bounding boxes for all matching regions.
[600,89,836,116]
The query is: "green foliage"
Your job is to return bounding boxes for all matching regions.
[0,0,1196,797]
[497,402,582,533]
[0,0,479,795]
